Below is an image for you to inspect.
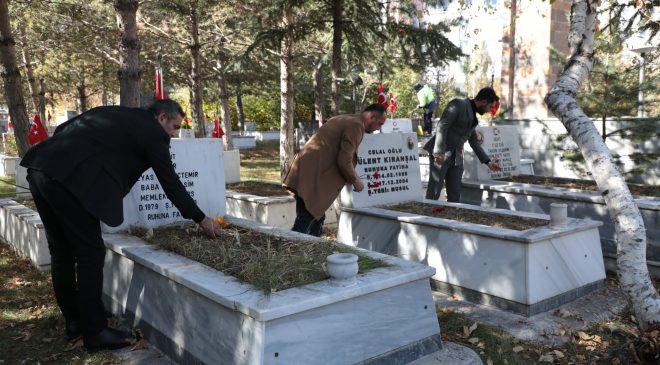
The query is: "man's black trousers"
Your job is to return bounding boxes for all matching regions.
[27,169,107,337]
[291,195,325,237]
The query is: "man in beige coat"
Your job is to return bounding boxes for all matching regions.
[283,104,387,236]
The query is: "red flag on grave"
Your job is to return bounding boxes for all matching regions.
[29,114,48,145]
[212,113,224,138]
[376,83,389,109]
[155,68,168,100]
[388,93,398,113]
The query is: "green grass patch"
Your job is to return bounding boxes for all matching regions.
[135,223,388,293]
[0,176,17,198]
[239,140,281,183]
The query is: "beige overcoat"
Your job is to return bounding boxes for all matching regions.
[283,114,364,219]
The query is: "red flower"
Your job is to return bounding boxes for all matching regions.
[431,207,446,215]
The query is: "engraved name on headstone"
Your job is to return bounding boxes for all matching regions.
[470,126,521,180]
[340,132,422,208]
[102,138,226,233]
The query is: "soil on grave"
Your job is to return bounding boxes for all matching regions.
[500,175,660,197]
[226,181,290,197]
[385,201,548,231]
[134,223,387,293]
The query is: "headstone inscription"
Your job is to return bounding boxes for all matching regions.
[340,132,422,208]
[464,126,521,180]
[381,119,413,133]
[101,138,226,233]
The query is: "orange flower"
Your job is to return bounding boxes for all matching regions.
[214,216,230,228]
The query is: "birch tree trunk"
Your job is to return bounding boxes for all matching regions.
[114,0,140,107]
[188,1,205,137]
[235,77,245,132]
[545,0,660,329]
[313,61,325,126]
[0,0,30,157]
[330,0,342,115]
[279,11,295,180]
[217,59,233,151]
[20,28,45,121]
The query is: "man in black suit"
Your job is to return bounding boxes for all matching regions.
[20,100,222,351]
[423,87,502,201]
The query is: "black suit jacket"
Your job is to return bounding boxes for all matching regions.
[20,106,204,227]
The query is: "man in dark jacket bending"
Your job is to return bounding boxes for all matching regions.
[20,99,221,351]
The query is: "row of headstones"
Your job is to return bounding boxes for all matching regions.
[102,121,522,233]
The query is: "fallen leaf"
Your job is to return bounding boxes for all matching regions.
[486,358,493,365]
[512,345,524,353]
[63,337,84,352]
[468,322,478,335]
[577,331,593,341]
[553,350,565,359]
[539,354,554,362]
[131,338,148,351]
[585,345,596,351]
[468,337,480,344]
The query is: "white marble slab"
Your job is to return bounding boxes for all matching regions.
[103,139,226,233]
[103,216,441,365]
[338,200,605,312]
[340,133,423,208]
[0,199,49,270]
[225,181,338,228]
[461,179,660,262]
[382,118,414,133]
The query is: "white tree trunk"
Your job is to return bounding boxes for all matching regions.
[545,0,659,329]
[279,11,295,181]
[217,59,233,151]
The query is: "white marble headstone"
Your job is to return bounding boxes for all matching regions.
[381,119,413,134]
[468,126,521,180]
[340,133,422,208]
[102,138,227,233]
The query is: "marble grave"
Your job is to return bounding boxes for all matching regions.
[337,133,606,315]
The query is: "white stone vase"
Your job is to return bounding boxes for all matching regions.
[326,253,358,286]
[549,203,568,229]
[178,129,195,139]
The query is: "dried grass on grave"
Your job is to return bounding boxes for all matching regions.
[501,175,659,197]
[132,224,387,293]
[385,201,548,231]
[226,181,290,197]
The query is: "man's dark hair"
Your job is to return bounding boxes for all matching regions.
[474,87,499,102]
[363,104,387,116]
[413,83,423,91]
[147,99,185,119]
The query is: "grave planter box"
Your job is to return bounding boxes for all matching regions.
[0,153,19,176]
[102,216,441,365]
[232,136,257,149]
[225,180,338,228]
[338,200,605,316]
[0,199,49,271]
[461,179,660,265]
[224,149,241,184]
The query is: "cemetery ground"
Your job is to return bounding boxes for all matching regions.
[1,144,660,364]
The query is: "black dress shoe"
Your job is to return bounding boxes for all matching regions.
[65,320,82,340]
[84,327,132,351]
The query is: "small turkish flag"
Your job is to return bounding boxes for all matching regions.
[388,93,398,113]
[212,113,224,138]
[155,68,168,100]
[489,100,500,116]
[377,83,389,109]
[29,114,48,145]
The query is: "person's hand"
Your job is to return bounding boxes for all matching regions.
[199,216,221,238]
[476,130,485,145]
[353,178,364,192]
[434,153,445,165]
[488,158,502,172]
